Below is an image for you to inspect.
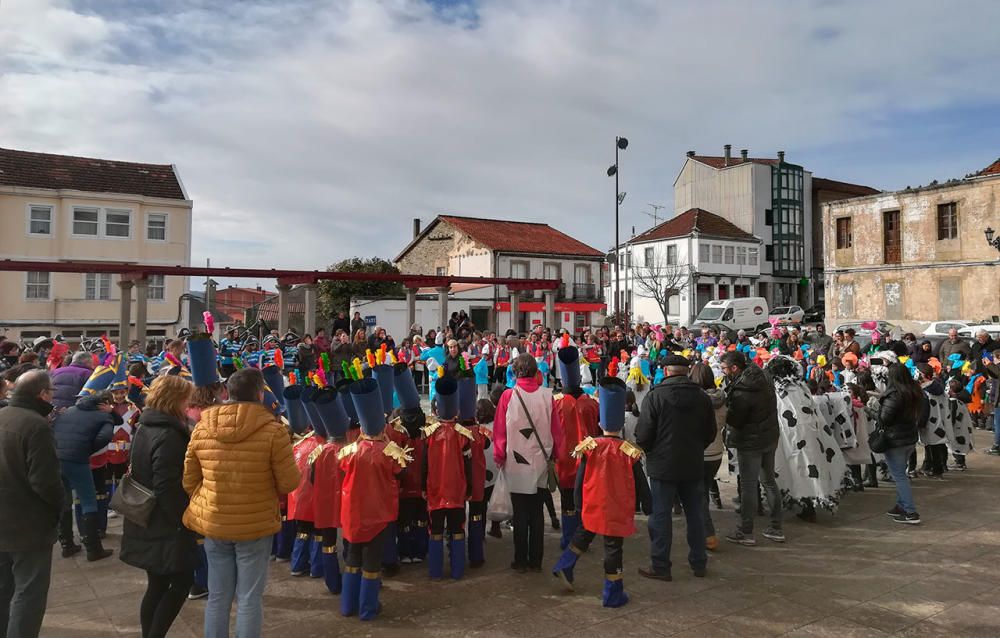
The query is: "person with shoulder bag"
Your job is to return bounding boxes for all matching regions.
[874,363,923,525]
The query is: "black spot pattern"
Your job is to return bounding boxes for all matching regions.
[834,414,847,425]
[822,425,833,436]
[808,465,819,478]
[485,470,495,482]
[802,406,814,415]
[955,412,964,422]
[825,448,836,463]
[956,436,967,445]
[483,438,492,451]
[934,427,946,439]
[797,440,807,449]
[783,410,798,428]
[519,428,534,440]
[512,451,529,465]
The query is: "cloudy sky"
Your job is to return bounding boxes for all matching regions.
[3,0,1000,286]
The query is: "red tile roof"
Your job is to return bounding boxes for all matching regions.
[399,215,603,260]
[0,147,186,200]
[629,208,756,244]
[979,158,1000,177]
[689,155,779,169]
[811,177,880,197]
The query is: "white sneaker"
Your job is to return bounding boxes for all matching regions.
[107,510,118,519]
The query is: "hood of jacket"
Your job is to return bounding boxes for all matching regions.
[75,394,106,411]
[656,375,706,409]
[138,407,190,438]
[7,395,54,417]
[730,364,771,394]
[923,378,945,396]
[704,386,726,409]
[197,401,284,444]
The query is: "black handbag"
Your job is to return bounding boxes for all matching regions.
[868,402,891,454]
[109,468,157,528]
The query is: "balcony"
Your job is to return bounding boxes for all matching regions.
[572,283,600,300]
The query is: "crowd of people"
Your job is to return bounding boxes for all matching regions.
[0,314,998,637]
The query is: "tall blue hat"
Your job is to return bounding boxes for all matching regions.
[336,379,358,424]
[558,346,582,390]
[126,378,146,408]
[350,378,387,436]
[301,386,327,438]
[262,365,286,412]
[394,363,420,411]
[435,376,459,421]
[316,387,350,438]
[282,385,309,434]
[109,356,129,392]
[261,384,284,417]
[79,353,124,396]
[457,376,477,422]
[187,336,220,388]
[598,377,627,432]
[371,364,395,414]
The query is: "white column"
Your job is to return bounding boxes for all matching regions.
[544,289,556,330]
[277,284,292,336]
[303,284,317,336]
[406,287,418,334]
[134,278,149,345]
[436,287,450,334]
[118,281,133,348]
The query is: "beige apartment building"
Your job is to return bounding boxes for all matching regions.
[823,159,1000,326]
[0,147,192,344]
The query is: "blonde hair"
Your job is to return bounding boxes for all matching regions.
[145,375,194,421]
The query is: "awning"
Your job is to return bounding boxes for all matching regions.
[494,302,606,313]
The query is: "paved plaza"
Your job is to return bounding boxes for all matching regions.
[42,430,1000,638]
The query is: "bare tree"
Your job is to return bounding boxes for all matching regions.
[631,246,697,323]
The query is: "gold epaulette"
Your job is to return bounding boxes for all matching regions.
[292,432,314,448]
[573,436,597,458]
[337,442,358,460]
[553,393,564,401]
[454,424,475,441]
[421,422,440,438]
[383,441,414,468]
[478,426,493,440]
[619,440,643,460]
[308,444,325,466]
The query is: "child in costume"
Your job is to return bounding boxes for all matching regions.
[389,364,429,565]
[339,377,410,620]
[423,376,473,580]
[284,385,324,577]
[310,386,352,594]
[459,375,492,568]
[551,376,650,608]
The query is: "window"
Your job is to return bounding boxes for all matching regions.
[510,262,528,279]
[836,217,852,249]
[644,247,654,266]
[147,213,167,241]
[148,274,165,300]
[28,205,53,235]
[939,279,961,316]
[765,245,774,262]
[712,245,722,263]
[666,245,677,266]
[435,266,447,276]
[85,273,112,300]
[937,203,958,240]
[73,208,100,235]
[764,209,773,226]
[666,288,681,315]
[699,243,710,263]
[724,246,735,264]
[883,210,901,264]
[26,272,50,299]
[105,209,131,238]
[748,247,759,265]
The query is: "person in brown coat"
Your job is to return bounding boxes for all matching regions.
[182,368,300,638]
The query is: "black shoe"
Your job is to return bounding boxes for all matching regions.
[188,585,209,600]
[550,518,560,531]
[796,509,817,523]
[886,505,905,517]
[60,542,82,558]
[692,568,707,578]
[382,563,400,578]
[81,514,113,562]
[891,511,921,525]
[638,567,672,581]
[470,560,485,569]
[510,562,527,574]
[711,492,723,510]
[488,524,502,539]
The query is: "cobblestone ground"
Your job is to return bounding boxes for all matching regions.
[42,430,1000,637]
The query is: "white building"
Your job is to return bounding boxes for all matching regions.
[606,208,761,326]
[394,215,606,333]
[672,146,878,308]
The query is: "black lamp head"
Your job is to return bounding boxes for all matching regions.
[617,137,629,150]
[607,165,617,177]
[986,226,995,244]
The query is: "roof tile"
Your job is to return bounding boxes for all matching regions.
[689,155,779,169]
[438,215,603,257]
[629,208,755,244]
[979,158,1000,177]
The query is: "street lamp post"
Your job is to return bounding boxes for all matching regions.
[986,226,1000,256]
[607,136,628,325]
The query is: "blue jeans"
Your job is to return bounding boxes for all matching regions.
[993,409,1000,447]
[203,536,272,638]
[60,460,97,514]
[648,479,707,575]
[883,445,917,514]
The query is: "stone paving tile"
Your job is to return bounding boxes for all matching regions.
[839,601,925,634]
[785,615,891,637]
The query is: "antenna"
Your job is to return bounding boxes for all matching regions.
[641,203,667,227]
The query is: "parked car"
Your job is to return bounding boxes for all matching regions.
[922,320,971,336]
[769,305,805,324]
[834,321,901,351]
[802,304,825,324]
[957,324,1000,340]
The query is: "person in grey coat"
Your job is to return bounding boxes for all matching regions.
[0,370,65,638]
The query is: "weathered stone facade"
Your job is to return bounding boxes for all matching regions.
[395,219,494,276]
[824,175,1000,327]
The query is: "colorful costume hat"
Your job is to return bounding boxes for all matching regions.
[262,365,286,412]
[350,378,387,437]
[371,364,395,413]
[187,336,220,388]
[316,387,350,438]
[558,346,582,390]
[109,357,129,392]
[301,386,327,438]
[394,363,421,411]
[457,376,477,422]
[282,385,309,434]
[598,377,627,432]
[435,376,459,420]
[79,353,124,396]
[337,379,358,424]
[127,377,146,408]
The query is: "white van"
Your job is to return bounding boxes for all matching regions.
[692,297,770,333]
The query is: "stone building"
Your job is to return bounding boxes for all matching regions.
[823,159,1000,327]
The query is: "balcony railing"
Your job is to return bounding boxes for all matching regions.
[572,283,599,300]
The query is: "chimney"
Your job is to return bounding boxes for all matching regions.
[777,150,785,163]
[412,218,421,239]
[686,150,695,158]
[723,144,732,166]
[740,149,749,162]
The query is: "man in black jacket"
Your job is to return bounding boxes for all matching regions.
[635,355,716,581]
[0,370,65,638]
[720,351,784,546]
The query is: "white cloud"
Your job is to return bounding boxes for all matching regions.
[2,0,999,281]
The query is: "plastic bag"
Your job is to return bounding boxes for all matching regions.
[487,469,513,522]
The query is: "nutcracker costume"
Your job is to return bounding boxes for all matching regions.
[339,378,410,620]
[285,385,324,577]
[459,374,491,568]
[423,377,473,580]
[187,335,222,596]
[310,386,351,594]
[552,376,650,608]
[371,362,401,574]
[391,364,429,564]
[554,343,600,549]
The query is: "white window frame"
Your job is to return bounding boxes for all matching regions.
[748,247,759,266]
[148,274,166,301]
[666,244,678,266]
[644,247,654,266]
[736,246,747,265]
[71,206,134,240]
[84,273,114,301]
[712,245,723,264]
[699,243,710,264]
[724,245,735,264]
[25,272,51,301]
[146,212,168,242]
[26,204,54,237]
